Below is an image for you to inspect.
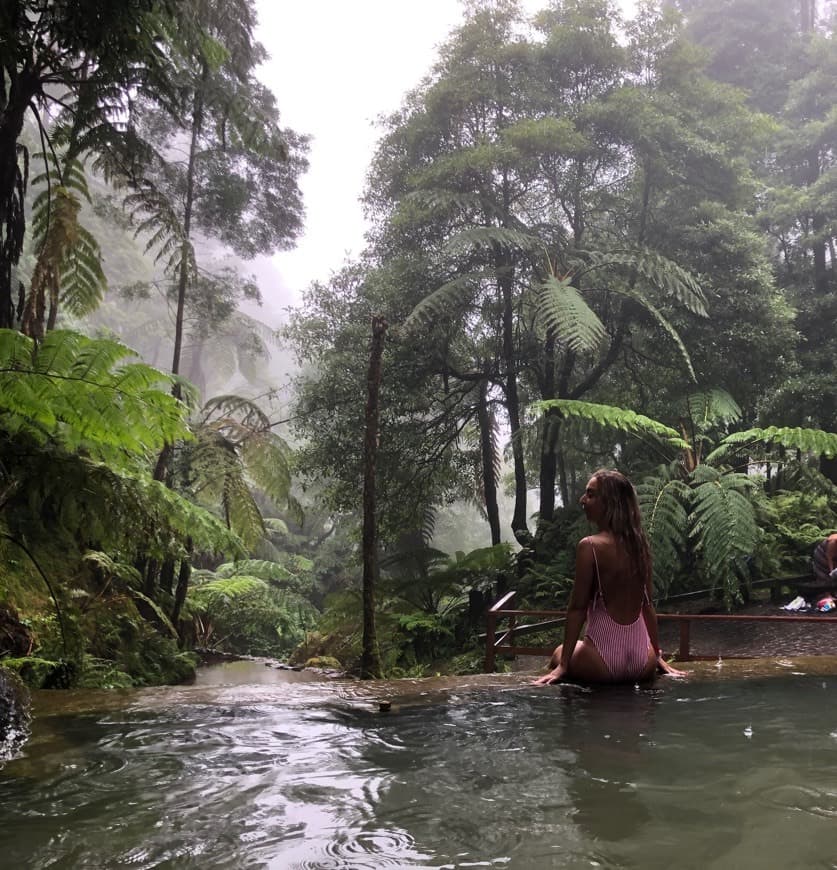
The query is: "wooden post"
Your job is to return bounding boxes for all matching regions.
[679,620,691,662]
[484,610,497,673]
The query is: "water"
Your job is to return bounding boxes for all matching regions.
[3,661,837,869]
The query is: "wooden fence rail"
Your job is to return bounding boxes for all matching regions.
[483,590,837,673]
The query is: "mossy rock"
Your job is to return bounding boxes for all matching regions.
[167,651,198,685]
[1,656,78,689]
[304,655,342,670]
[290,631,357,667]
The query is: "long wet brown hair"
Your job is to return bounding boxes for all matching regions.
[591,469,652,587]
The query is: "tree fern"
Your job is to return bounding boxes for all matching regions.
[617,289,698,382]
[214,558,313,595]
[706,426,837,464]
[530,398,689,453]
[444,226,544,257]
[404,270,494,328]
[536,275,606,353]
[0,328,189,463]
[689,465,761,606]
[186,393,297,543]
[576,247,708,316]
[25,158,107,332]
[636,467,691,597]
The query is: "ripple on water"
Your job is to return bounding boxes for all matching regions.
[5,672,837,869]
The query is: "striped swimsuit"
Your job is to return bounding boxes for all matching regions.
[584,543,652,682]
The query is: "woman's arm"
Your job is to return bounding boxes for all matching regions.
[641,577,686,677]
[640,574,662,658]
[533,538,594,684]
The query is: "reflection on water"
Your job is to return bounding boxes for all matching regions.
[2,662,837,868]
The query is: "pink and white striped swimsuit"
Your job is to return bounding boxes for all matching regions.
[584,543,651,681]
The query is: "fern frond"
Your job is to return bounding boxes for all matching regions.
[28,184,107,324]
[706,426,837,464]
[215,559,294,582]
[222,465,266,548]
[636,469,691,596]
[0,329,188,462]
[530,399,689,452]
[617,289,697,382]
[263,517,289,536]
[577,247,707,316]
[187,576,269,612]
[126,588,179,639]
[686,388,742,430]
[402,188,484,215]
[688,466,760,605]
[537,275,606,353]
[81,550,142,589]
[241,433,293,507]
[404,271,489,329]
[201,394,272,434]
[444,226,543,257]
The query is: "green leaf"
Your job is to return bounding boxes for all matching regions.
[537,275,606,353]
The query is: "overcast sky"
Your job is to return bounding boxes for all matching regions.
[253,1,630,320]
[254,1,469,316]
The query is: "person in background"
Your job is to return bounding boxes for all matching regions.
[813,533,837,584]
[827,533,837,580]
[533,469,685,686]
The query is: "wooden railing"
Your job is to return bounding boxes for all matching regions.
[483,590,837,672]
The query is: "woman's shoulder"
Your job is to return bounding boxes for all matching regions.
[580,531,616,547]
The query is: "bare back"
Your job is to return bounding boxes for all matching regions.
[583,531,647,625]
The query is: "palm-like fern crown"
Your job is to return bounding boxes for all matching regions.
[180,394,298,549]
[24,157,107,332]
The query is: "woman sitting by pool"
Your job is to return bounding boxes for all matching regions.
[534,469,685,686]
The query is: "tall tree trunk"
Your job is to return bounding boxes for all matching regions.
[171,539,193,634]
[498,255,528,542]
[360,315,386,679]
[477,379,501,546]
[538,328,557,523]
[155,66,207,485]
[170,64,207,385]
[800,0,816,32]
[0,63,37,330]
[159,558,176,597]
[539,413,561,523]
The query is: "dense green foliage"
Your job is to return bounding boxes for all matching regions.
[286,0,837,630]
[2,0,836,687]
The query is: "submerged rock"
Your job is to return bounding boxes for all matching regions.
[0,666,31,764]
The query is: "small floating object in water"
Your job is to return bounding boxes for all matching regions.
[743,725,753,738]
[716,655,723,669]
[378,701,392,713]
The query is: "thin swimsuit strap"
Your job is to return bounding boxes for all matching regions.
[590,541,604,600]
[589,538,650,608]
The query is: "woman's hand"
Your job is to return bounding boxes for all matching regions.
[657,654,687,678]
[532,663,567,685]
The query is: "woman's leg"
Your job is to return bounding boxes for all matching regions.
[564,639,613,683]
[547,641,657,683]
[546,640,612,682]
